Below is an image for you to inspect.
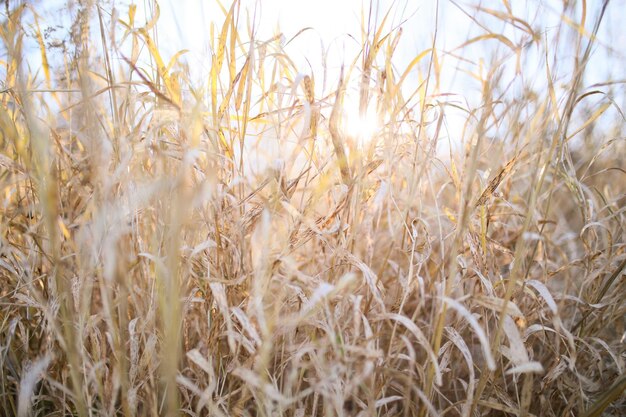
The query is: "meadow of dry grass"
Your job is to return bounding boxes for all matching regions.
[1,0,625,416]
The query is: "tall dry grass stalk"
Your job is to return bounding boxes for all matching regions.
[1,0,624,416]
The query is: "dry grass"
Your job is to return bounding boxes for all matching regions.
[1,0,625,416]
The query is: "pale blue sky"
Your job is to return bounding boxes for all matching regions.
[2,0,624,163]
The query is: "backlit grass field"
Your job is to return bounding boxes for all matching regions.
[1,0,625,416]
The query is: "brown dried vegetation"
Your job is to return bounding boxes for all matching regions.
[0,1,624,416]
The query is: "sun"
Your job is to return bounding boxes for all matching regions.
[341,91,381,148]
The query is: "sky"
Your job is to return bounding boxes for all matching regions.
[8,0,624,112]
[142,0,623,172]
[151,0,625,85]
[153,0,458,92]
[6,0,625,104]
[3,0,625,171]
[137,0,626,136]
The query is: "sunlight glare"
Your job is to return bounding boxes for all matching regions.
[342,93,381,148]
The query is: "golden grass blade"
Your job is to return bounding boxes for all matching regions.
[329,67,351,185]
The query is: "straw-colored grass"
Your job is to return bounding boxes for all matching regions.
[1,1,624,416]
